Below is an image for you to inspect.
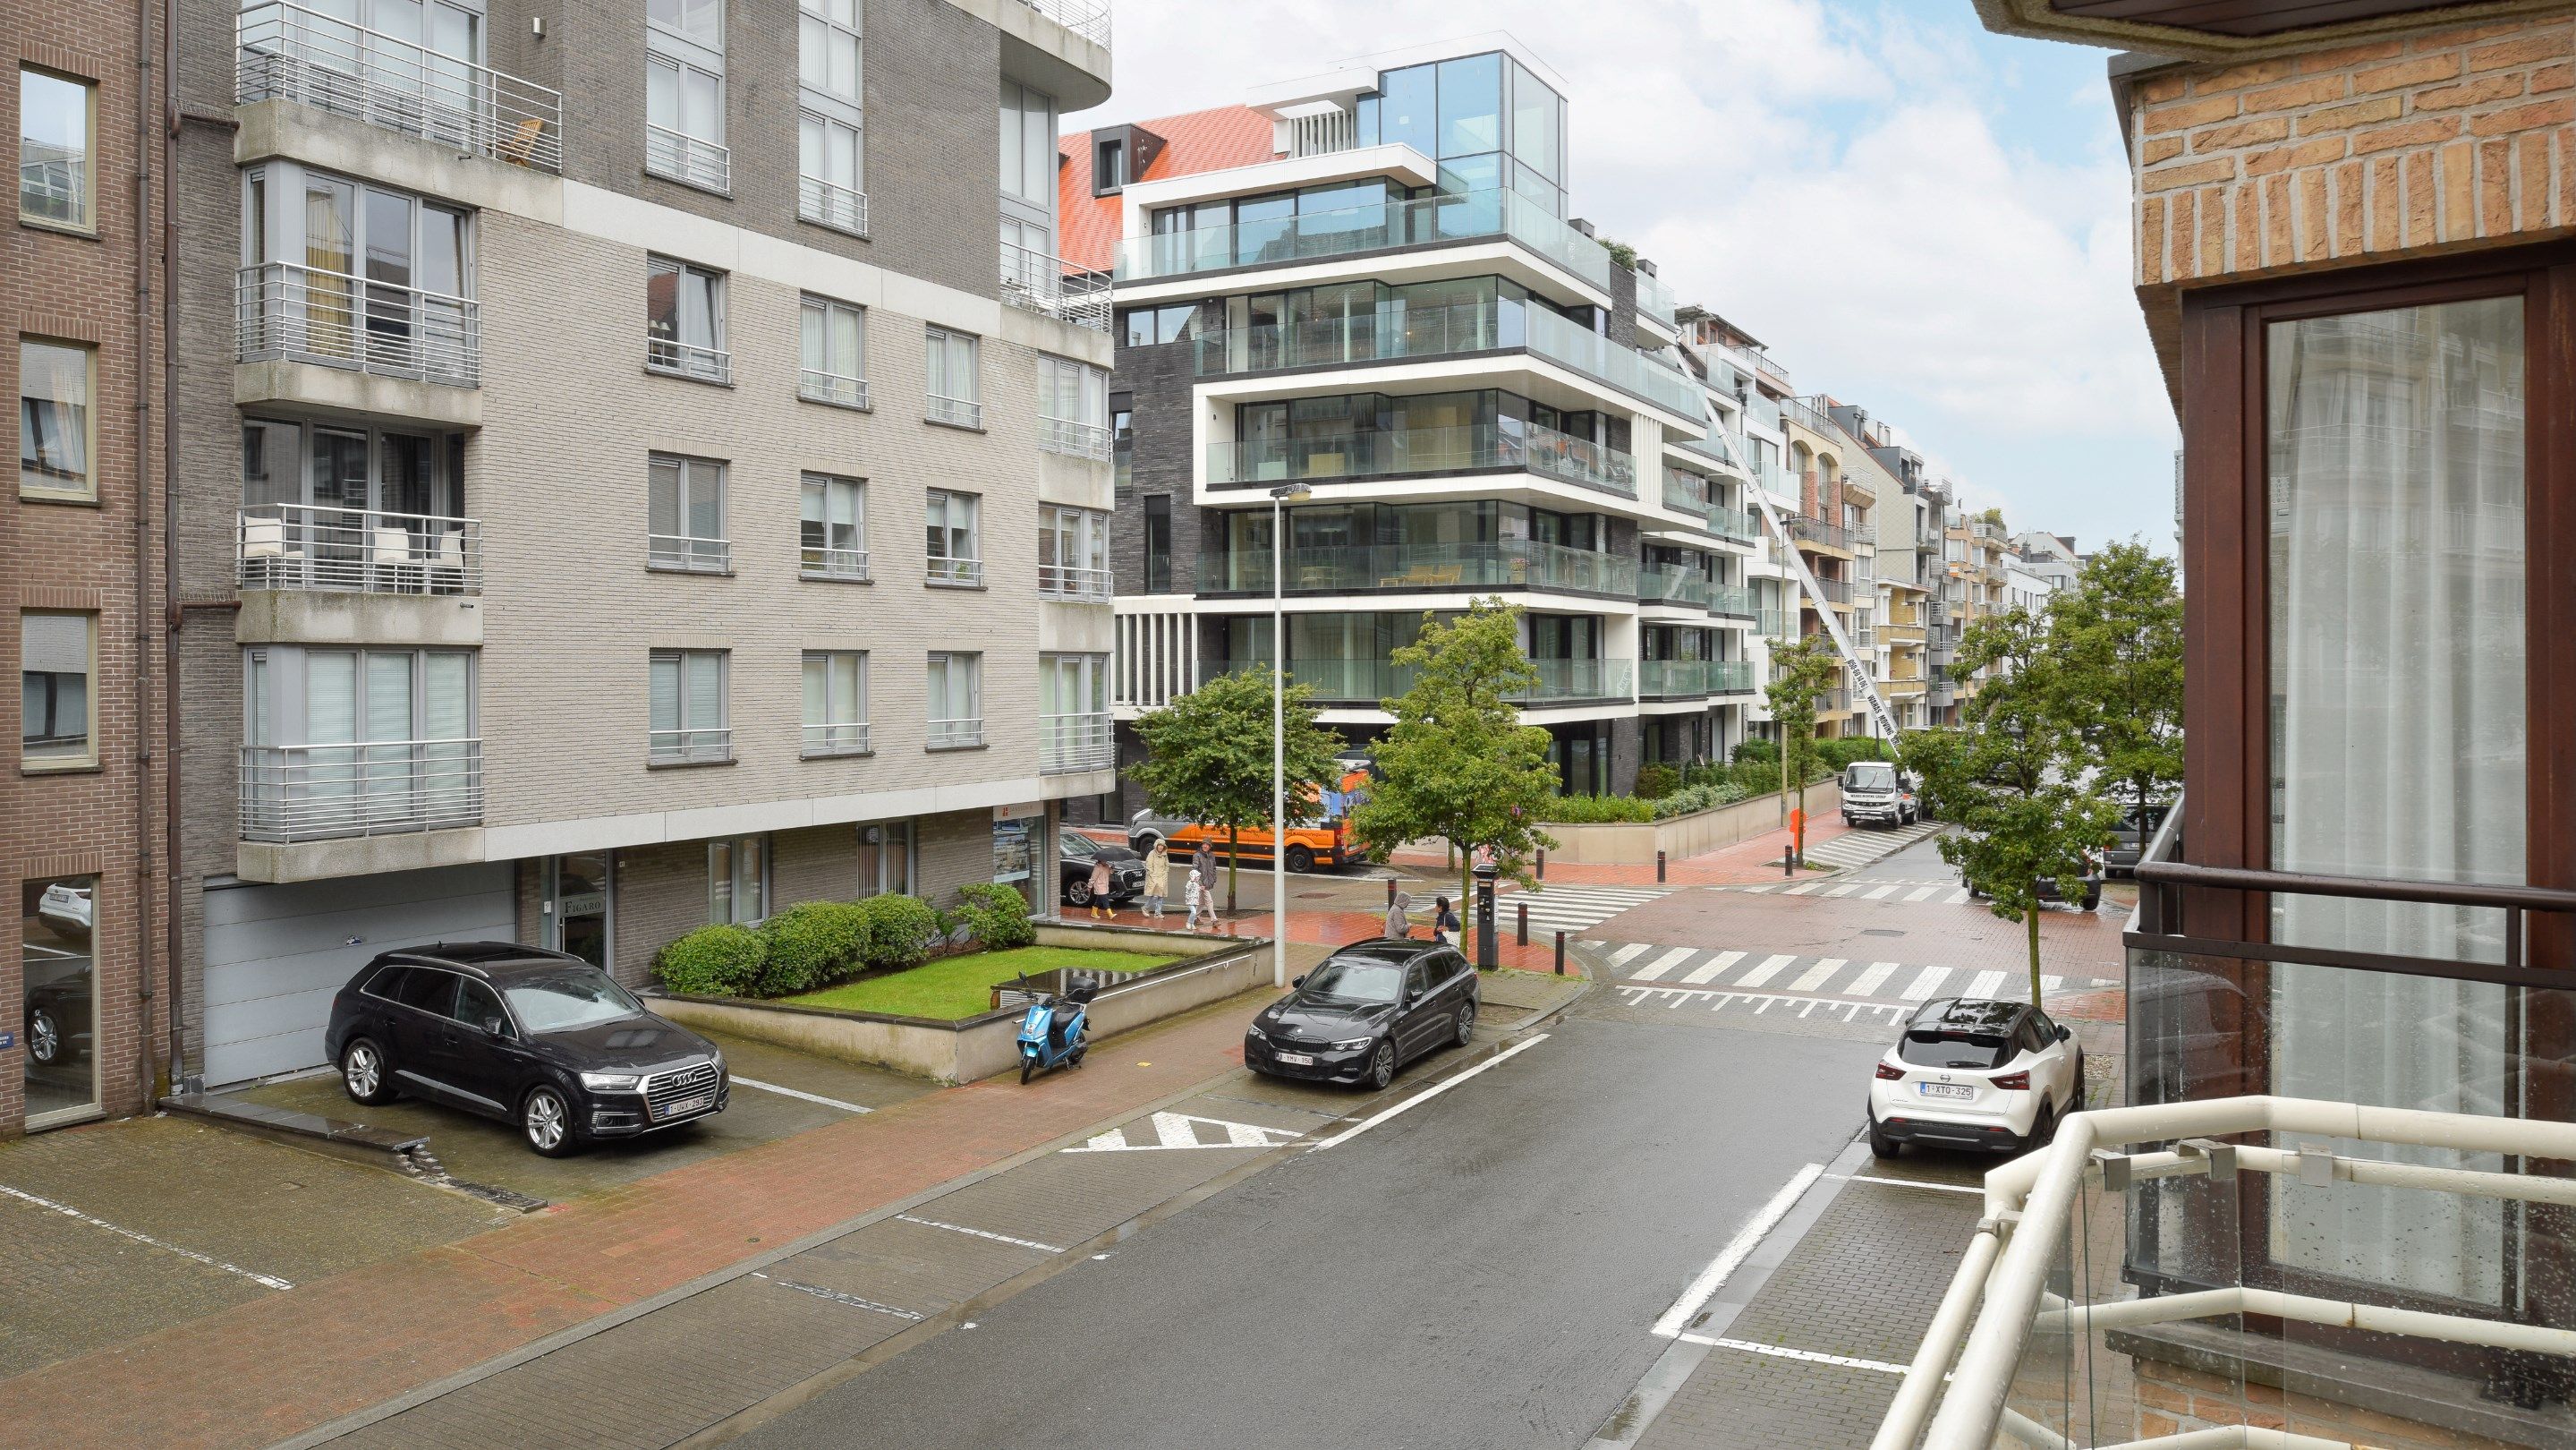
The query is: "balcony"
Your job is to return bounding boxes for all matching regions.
[1040,712,1114,773]
[1787,514,1851,553]
[1115,188,1611,293]
[646,334,731,386]
[1639,659,1711,699]
[1755,608,1789,638]
[800,544,869,582]
[1040,416,1113,461]
[928,393,982,430]
[927,556,983,587]
[1707,584,1753,618]
[649,533,729,574]
[1662,468,1712,518]
[236,262,478,387]
[240,738,481,841]
[1632,268,1678,329]
[645,124,731,192]
[1198,539,1637,600]
[1014,0,1110,47]
[1198,657,1633,706]
[928,716,984,749]
[798,367,869,410]
[235,1,563,173]
[236,505,480,594]
[649,727,731,765]
[1194,300,1705,422]
[1707,506,1763,545]
[1039,563,1113,601]
[1882,620,1928,644]
[798,174,868,236]
[1709,660,1756,694]
[1805,576,1853,606]
[1637,566,1710,609]
[1000,241,1110,334]
[801,721,871,757]
[1209,421,1636,499]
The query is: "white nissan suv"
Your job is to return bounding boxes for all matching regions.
[1867,998,2083,1157]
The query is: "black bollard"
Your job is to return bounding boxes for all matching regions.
[1554,930,1567,976]
[1535,847,1546,881]
[1385,876,1398,908]
[1517,900,1528,946]
[1656,849,1668,884]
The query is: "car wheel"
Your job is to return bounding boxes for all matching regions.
[1453,998,1476,1048]
[522,1085,580,1157]
[2019,1102,2058,1156]
[26,1008,61,1066]
[1067,878,1092,907]
[1842,815,1854,827]
[1133,832,1161,856]
[340,1037,397,1106]
[1286,844,1314,874]
[1367,1041,1396,1090]
[1868,1115,1902,1159]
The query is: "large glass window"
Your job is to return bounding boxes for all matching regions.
[925,489,981,584]
[20,339,92,499]
[802,650,868,756]
[998,79,1056,256]
[708,834,766,925]
[22,874,99,1125]
[1143,494,1171,593]
[1037,355,1109,458]
[18,69,92,230]
[20,611,94,768]
[647,453,727,571]
[856,819,911,896]
[650,648,729,763]
[798,294,865,407]
[646,255,727,382]
[926,652,982,747]
[1039,505,1109,599]
[925,326,980,427]
[238,164,472,384]
[646,0,728,190]
[238,646,477,840]
[799,472,866,580]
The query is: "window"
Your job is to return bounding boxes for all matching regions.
[798,295,865,408]
[1040,653,1109,772]
[1093,137,1124,195]
[1143,495,1171,593]
[1119,303,1205,347]
[456,979,511,1036]
[800,473,866,579]
[647,453,727,571]
[998,79,1056,257]
[925,326,980,428]
[20,612,94,767]
[238,418,472,593]
[237,646,478,840]
[1037,355,1109,459]
[797,0,864,234]
[646,0,728,191]
[20,339,91,500]
[1112,398,1134,494]
[1038,505,1109,600]
[646,256,727,383]
[925,489,981,585]
[23,872,100,1122]
[926,652,982,748]
[650,649,729,763]
[708,834,766,925]
[19,69,91,230]
[238,164,475,385]
[802,650,867,755]
[855,819,911,895]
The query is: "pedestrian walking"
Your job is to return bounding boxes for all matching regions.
[1183,867,1208,932]
[1142,841,1169,918]
[1087,857,1113,920]
[1432,894,1459,945]
[1192,839,1217,900]
[1384,892,1408,939]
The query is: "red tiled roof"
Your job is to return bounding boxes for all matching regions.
[1058,104,1278,273]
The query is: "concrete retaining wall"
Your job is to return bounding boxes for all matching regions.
[1537,781,1841,865]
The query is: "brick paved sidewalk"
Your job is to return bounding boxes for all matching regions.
[0,993,1291,1450]
[1389,815,1866,888]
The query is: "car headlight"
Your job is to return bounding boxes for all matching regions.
[580,1071,642,1091]
[709,1051,726,1078]
[1331,1036,1374,1052]
[1245,1024,1267,1042]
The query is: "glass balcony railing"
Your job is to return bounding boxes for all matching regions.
[1707,584,1753,618]
[1639,659,1710,698]
[1196,657,1632,705]
[1709,659,1756,693]
[1208,421,1636,499]
[1662,467,1711,518]
[1197,539,1637,599]
[1118,187,1611,290]
[1632,268,1677,328]
[1637,566,1709,608]
[1194,301,1706,422]
[1708,506,1763,543]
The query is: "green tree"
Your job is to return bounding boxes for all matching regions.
[1128,667,1344,913]
[2045,540,2183,822]
[1764,631,1843,854]
[1918,608,2124,1002]
[1349,601,1562,914]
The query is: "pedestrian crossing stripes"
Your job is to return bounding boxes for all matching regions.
[1487,883,1671,936]
[1597,943,2075,1003]
[1063,1111,1305,1154]
[1740,881,1977,905]
[1614,984,1910,1025]
[1795,820,1948,871]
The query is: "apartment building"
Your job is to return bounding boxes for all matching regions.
[160,0,1118,1089]
[1685,310,1798,750]
[1067,35,1759,806]
[1845,406,1938,733]
[7,1,169,1136]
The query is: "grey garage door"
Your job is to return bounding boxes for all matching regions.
[201,863,514,1087]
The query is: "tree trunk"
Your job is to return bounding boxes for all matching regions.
[1226,824,1239,914]
[2026,891,2044,1007]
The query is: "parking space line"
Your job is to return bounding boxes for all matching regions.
[1651,1163,1825,1337]
[1305,1034,1548,1152]
[893,1214,1067,1254]
[0,1181,293,1290]
[730,1075,873,1113]
[1678,1334,1909,1375]
[751,1273,923,1320]
[1835,1174,1982,1196]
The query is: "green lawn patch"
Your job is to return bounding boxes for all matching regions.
[780,946,1181,1021]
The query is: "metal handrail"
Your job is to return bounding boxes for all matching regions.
[646,123,730,192]
[235,0,563,172]
[927,556,983,586]
[1000,241,1110,334]
[648,336,730,384]
[235,261,478,386]
[928,393,983,429]
[240,738,481,840]
[801,721,870,757]
[649,727,731,763]
[236,505,480,594]
[1040,416,1113,460]
[928,716,984,748]
[798,172,867,235]
[648,533,730,573]
[1039,564,1113,600]
[1040,712,1114,773]
[1014,0,1110,47]
[800,545,869,581]
[799,369,869,410]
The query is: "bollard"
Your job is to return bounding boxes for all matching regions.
[1554,930,1567,976]
[1656,849,1668,884]
[1517,900,1528,946]
[1535,847,1546,882]
[1386,876,1398,908]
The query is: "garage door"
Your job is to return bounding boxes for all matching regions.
[201,863,514,1087]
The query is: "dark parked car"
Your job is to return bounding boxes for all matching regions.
[1959,840,2104,911]
[1061,832,1143,907]
[23,962,92,1070]
[1244,938,1479,1089]
[325,942,728,1157]
[2104,798,2176,877]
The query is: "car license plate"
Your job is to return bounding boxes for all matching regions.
[1917,1083,1973,1102]
[1273,1051,1315,1066]
[658,1092,715,1120]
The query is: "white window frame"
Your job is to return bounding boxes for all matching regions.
[649,647,730,763]
[708,832,768,925]
[646,255,729,383]
[925,489,982,586]
[648,452,729,572]
[800,472,867,580]
[802,649,869,756]
[798,294,866,409]
[1036,354,1111,460]
[645,0,729,192]
[1037,504,1110,601]
[796,0,864,235]
[19,610,98,769]
[925,326,981,429]
[926,651,982,749]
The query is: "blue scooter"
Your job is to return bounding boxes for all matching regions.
[1015,976,1098,1084]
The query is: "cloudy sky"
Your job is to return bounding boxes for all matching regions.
[1067,0,2180,554]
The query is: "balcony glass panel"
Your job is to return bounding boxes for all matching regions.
[1198,539,1637,599]
[1117,188,1609,290]
[1208,420,1635,499]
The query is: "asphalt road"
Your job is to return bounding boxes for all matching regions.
[724,1011,1883,1450]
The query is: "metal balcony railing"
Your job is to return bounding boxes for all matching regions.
[802,721,870,757]
[236,261,478,386]
[928,393,982,429]
[1040,415,1113,460]
[1040,712,1115,773]
[241,738,480,841]
[798,173,867,235]
[649,727,731,764]
[235,0,563,172]
[1637,567,1710,608]
[928,716,984,749]
[646,124,730,192]
[1631,268,1677,328]
[1039,563,1112,601]
[1198,539,1637,600]
[927,556,982,586]
[1014,0,1110,47]
[1210,420,1636,499]
[647,334,730,385]
[800,545,868,581]
[1787,514,1850,552]
[1805,576,1853,605]
[1116,188,1611,291]
[237,505,480,594]
[648,533,729,573]
[1001,242,1110,333]
[799,369,869,410]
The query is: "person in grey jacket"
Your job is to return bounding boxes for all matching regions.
[1384,894,1408,939]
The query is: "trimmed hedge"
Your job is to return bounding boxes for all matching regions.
[657,925,768,997]
[954,882,1037,951]
[1817,737,1889,770]
[1537,793,1655,823]
[759,900,871,995]
[857,893,943,972]
[1633,763,1680,800]
[1650,780,1750,818]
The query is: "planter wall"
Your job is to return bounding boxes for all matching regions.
[1537,781,1841,865]
[650,931,1271,1085]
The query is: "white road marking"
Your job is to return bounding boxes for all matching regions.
[1066,1111,1303,1154]
[1615,985,1907,1023]
[1966,970,2008,1001]
[1823,885,1859,899]
[1679,950,1745,985]
[1305,1034,1548,1151]
[1628,947,1696,983]
[754,1273,923,1320]
[1679,1334,1910,1375]
[1783,883,1825,896]
[1849,962,1900,997]
[1734,953,1797,988]
[1835,1175,1983,1196]
[1944,889,1973,905]
[1904,886,1939,903]
[1611,942,1654,968]
[1651,1164,1826,1337]
[2043,976,2063,994]
[1788,958,1845,993]
[1861,884,1900,900]
[730,1075,872,1113]
[1900,966,1951,1001]
[894,1215,1068,1253]
[0,1182,293,1290]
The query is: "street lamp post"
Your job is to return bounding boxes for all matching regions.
[1268,483,1308,988]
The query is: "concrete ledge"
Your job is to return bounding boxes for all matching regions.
[650,934,1271,1085]
[236,826,488,883]
[235,589,485,648]
[161,1090,429,1176]
[236,359,482,429]
[1538,780,1841,865]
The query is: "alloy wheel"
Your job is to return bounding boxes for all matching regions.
[28,1010,59,1065]
[525,1088,568,1152]
[1370,1042,1395,1089]
[344,1044,380,1099]
[1454,1000,1476,1047]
